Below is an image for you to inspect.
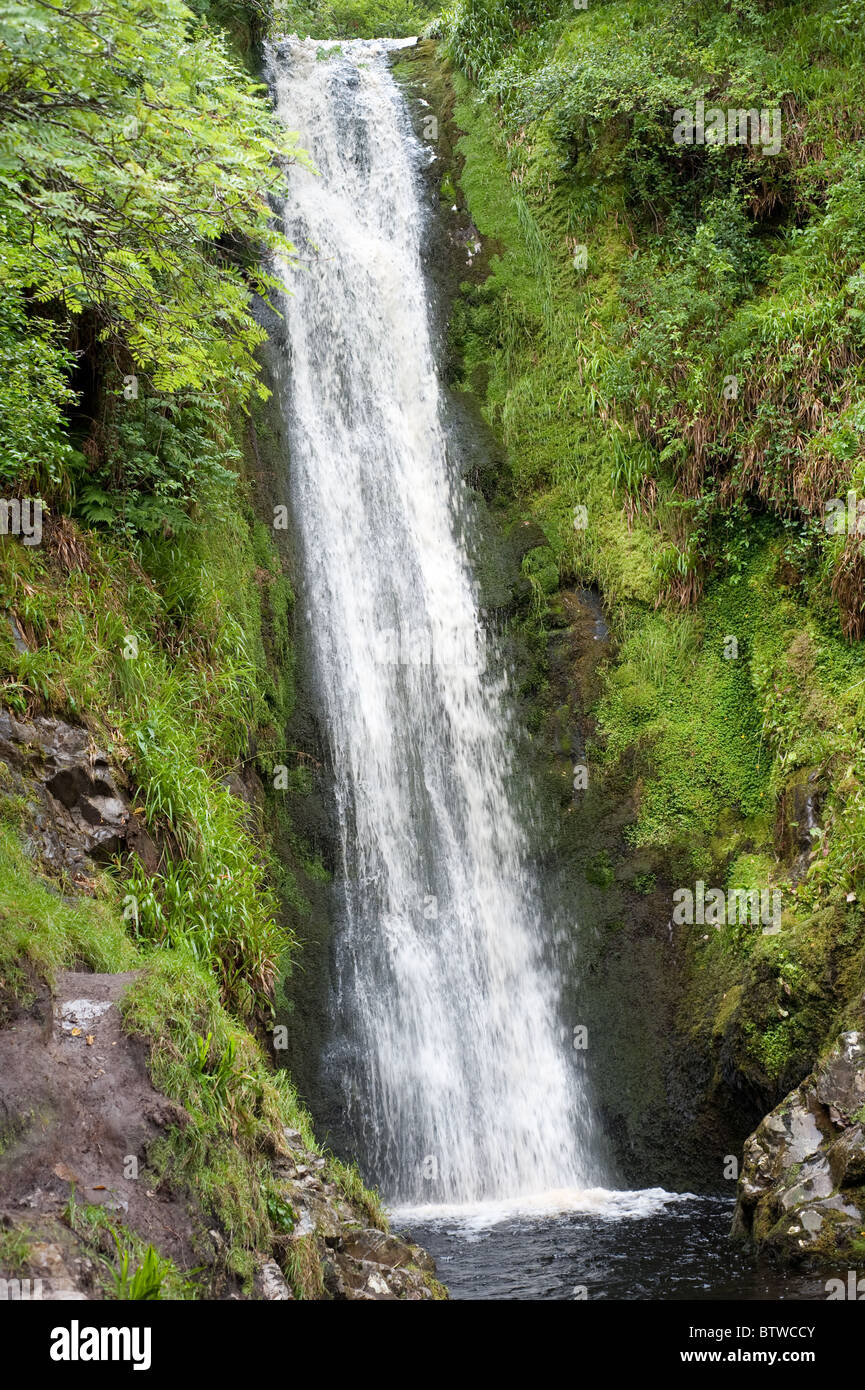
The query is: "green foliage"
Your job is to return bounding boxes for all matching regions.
[0,289,77,488]
[0,0,312,547]
[0,1225,32,1273]
[0,0,304,402]
[443,0,865,1080]
[274,0,438,39]
[442,0,865,623]
[521,544,559,617]
[265,1188,297,1233]
[0,486,293,1017]
[188,0,273,55]
[327,1154,387,1229]
[107,1238,177,1301]
[190,1031,250,1117]
[117,950,347,1270]
[445,76,658,614]
[121,802,286,1021]
[440,0,563,85]
[77,393,239,537]
[281,1232,325,1298]
[0,822,136,1004]
[585,850,614,888]
[64,1196,199,1298]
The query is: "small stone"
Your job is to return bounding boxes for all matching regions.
[255,1260,293,1301]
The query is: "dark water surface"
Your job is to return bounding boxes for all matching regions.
[402,1198,831,1301]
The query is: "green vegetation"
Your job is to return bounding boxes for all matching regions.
[108,1241,186,1300]
[63,1194,199,1299]
[0,470,294,1017]
[0,1224,32,1273]
[0,823,136,1007]
[328,1154,387,1227]
[0,0,304,1015]
[437,0,865,1087]
[273,0,438,39]
[120,951,315,1265]
[1,0,308,503]
[0,0,385,1298]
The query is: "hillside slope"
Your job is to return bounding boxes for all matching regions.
[0,0,444,1300]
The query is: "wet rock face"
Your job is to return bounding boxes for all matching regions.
[320,1226,437,1301]
[774,767,821,884]
[733,1031,865,1264]
[0,711,158,879]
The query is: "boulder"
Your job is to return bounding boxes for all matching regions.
[827,1124,865,1189]
[340,1227,436,1275]
[324,1251,434,1301]
[733,1030,865,1264]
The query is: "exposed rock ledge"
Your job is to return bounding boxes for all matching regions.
[0,710,158,881]
[733,1030,865,1265]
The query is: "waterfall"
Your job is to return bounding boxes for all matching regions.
[265,37,601,1207]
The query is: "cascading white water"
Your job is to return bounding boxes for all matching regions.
[265,37,602,1207]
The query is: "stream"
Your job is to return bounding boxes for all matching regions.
[401,1197,830,1301]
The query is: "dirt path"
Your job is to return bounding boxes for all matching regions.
[0,970,195,1294]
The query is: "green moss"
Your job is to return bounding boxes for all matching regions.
[0,1225,32,1274]
[742,1018,801,1083]
[0,824,136,1005]
[712,985,743,1039]
[585,850,615,889]
[421,1268,450,1301]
